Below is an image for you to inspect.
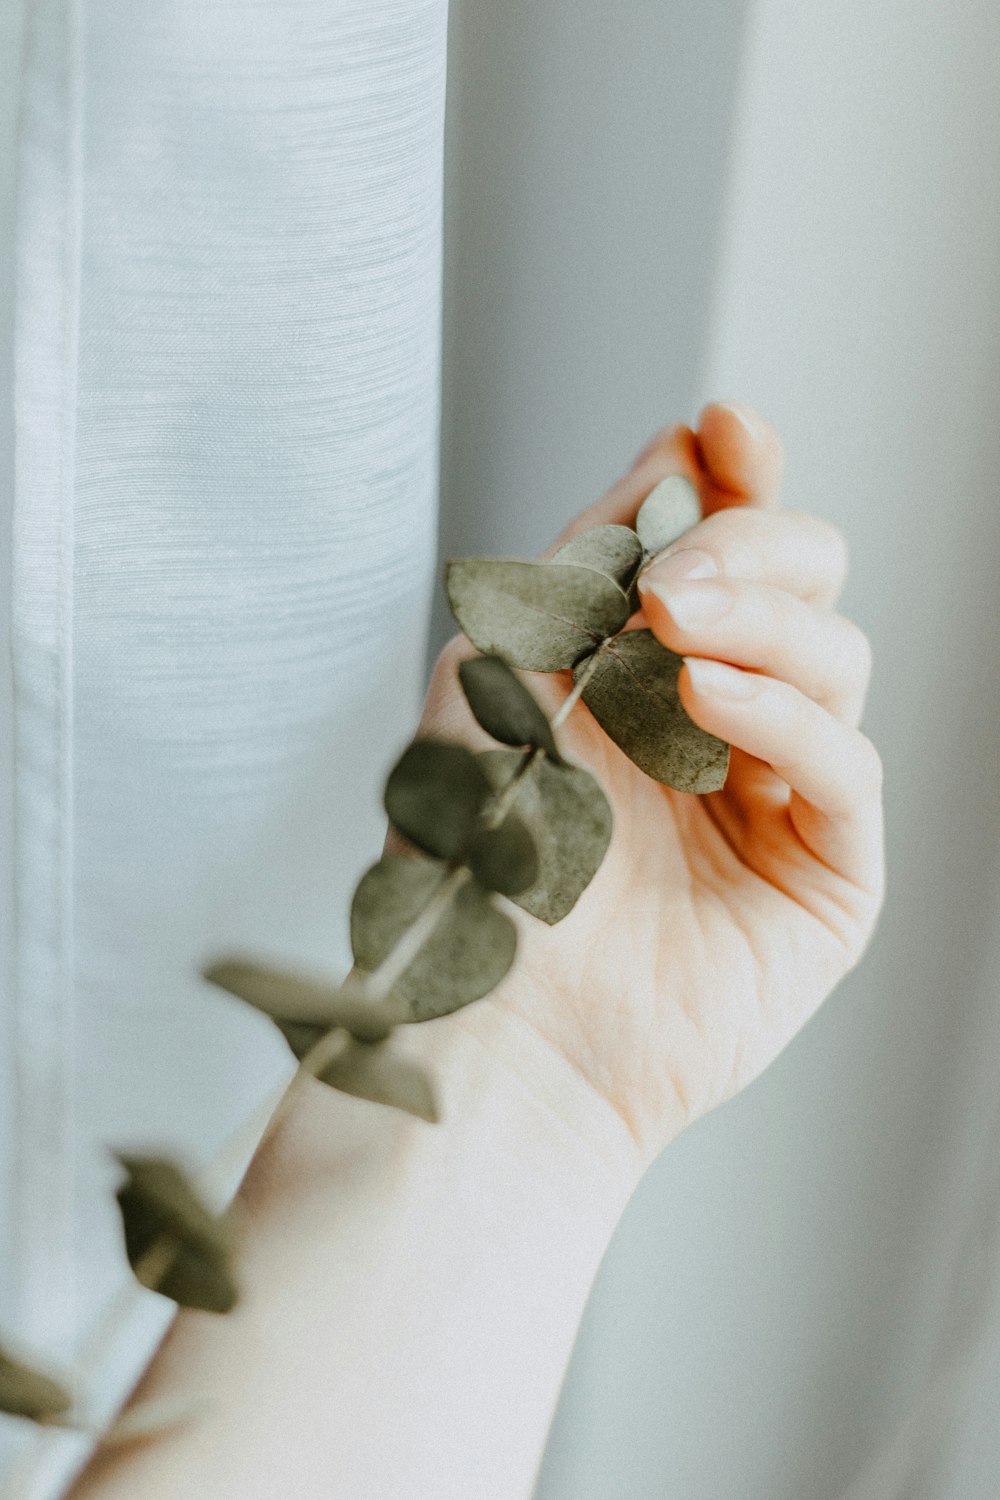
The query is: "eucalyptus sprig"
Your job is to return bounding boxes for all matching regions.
[0,473,730,1454]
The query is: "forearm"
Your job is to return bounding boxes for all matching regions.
[69,1002,642,1500]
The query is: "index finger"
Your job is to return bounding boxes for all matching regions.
[545,401,784,556]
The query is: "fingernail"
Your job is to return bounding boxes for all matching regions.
[640,547,717,587]
[713,401,764,442]
[639,551,728,628]
[683,656,759,699]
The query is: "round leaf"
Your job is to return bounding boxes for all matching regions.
[446,558,630,671]
[550,523,644,592]
[576,629,729,791]
[350,855,517,1021]
[115,1155,238,1314]
[635,474,702,554]
[458,655,560,760]
[466,813,539,896]
[0,1348,71,1422]
[384,739,491,860]
[479,751,613,923]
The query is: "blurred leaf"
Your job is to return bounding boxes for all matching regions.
[466,813,539,896]
[479,751,613,923]
[550,524,644,593]
[458,655,561,760]
[0,1348,71,1422]
[115,1155,238,1314]
[635,474,702,554]
[202,958,390,1043]
[446,558,629,671]
[384,739,491,860]
[577,629,729,792]
[351,855,517,1022]
[311,1035,439,1122]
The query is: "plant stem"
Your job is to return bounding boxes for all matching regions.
[550,642,606,731]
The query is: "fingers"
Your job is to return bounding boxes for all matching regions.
[678,658,884,894]
[545,401,783,555]
[638,557,872,727]
[641,508,848,610]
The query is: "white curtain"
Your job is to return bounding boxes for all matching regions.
[2,1,446,1492]
[440,3,1000,1498]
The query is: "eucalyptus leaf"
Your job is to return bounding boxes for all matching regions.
[384,739,491,860]
[351,855,517,1022]
[311,1035,439,1122]
[0,1347,71,1422]
[635,474,702,555]
[479,751,613,923]
[115,1155,238,1314]
[576,630,729,792]
[550,523,644,592]
[458,655,561,760]
[446,558,629,672]
[466,813,539,896]
[202,958,390,1043]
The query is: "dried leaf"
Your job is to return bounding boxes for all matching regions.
[446,558,629,671]
[384,739,491,860]
[202,958,390,1043]
[550,523,644,592]
[0,1348,71,1422]
[458,655,561,760]
[312,1035,439,1122]
[577,630,729,791]
[635,474,702,555]
[479,751,613,923]
[466,813,539,896]
[115,1155,238,1314]
[351,855,517,1021]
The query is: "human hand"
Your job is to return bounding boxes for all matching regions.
[420,403,885,1165]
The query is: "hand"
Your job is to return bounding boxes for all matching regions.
[420,403,885,1166]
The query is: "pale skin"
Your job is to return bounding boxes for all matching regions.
[68,402,884,1499]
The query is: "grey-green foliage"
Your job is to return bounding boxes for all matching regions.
[479,750,613,923]
[458,655,561,761]
[0,1347,71,1422]
[634,473,702,554]
[445,473,728,795]
[446,559,630,671]
[202,958,392,1042]
[577,630,730,792]
[350,856,518,1022]
[115,1155,238,1315]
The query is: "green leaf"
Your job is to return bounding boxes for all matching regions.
[550,523,644,592]
[0,1347,71,1422]
[635,474,702,554]
[384,739,492,860]
[466,813,539,896]
[310,1034,439,1122]
[576,630,729,792]
[351,855,517,1022]
[479,751,614,923]
[446,558,630,671]
[202,958,391,1043]
[115,1155,238,1314]
[458,655,561,760]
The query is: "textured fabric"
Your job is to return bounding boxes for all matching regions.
[2,0,447,1490]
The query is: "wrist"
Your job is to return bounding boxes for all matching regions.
[243,995,644,1247]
